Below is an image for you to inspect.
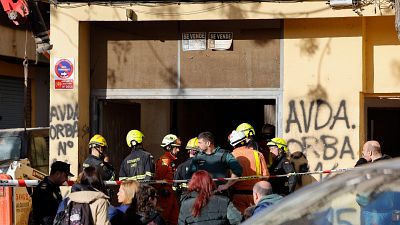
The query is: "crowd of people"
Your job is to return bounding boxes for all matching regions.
[34,122,397,225]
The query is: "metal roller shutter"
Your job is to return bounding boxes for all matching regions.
[0,76,31,128]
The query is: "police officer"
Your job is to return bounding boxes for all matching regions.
[155,134,181,225]
[119,129,154,181]
[267,137,297,195]
[173,137,199,200]
[187,131,243,194]
[83,134,115,181]
[31,161,73,225]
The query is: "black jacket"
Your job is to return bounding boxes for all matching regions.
[173,158,192,198]
[373,154,392,162]
[269,154,297,195]
[83,155,115,181]
[138,211,166,225]
[119,146,155,180]
[31,177,62,225]
[178,192,242,225]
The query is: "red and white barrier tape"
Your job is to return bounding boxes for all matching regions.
[0,168,351,187]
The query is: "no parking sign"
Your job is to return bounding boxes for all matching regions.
[53,58,75,90]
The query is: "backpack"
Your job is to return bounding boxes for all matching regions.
[53,199,94,225]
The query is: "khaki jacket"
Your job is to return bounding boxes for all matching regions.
[68,190,111,225]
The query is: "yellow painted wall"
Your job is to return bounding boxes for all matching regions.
[283,18,363,177]
[365,16,400,93]
[49,15,90,176]
[50,1,399,176]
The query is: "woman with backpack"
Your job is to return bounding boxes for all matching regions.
[58,166,111,225]
[178,170,242,225]
[135,184,166,225]
[109,180,140,225]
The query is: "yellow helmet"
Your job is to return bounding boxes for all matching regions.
[89,134,107,148]
[126,130,144,147]
[161,134,181,148]
[186,137,199,150]
[267,137,288,152]
[236,122,255,138]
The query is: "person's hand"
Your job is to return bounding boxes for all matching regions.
[104,155,110,162]
[217,184,229,192]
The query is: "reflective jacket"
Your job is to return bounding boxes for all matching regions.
[173,157,193,197]
[83,155,115,181]
[232,146,269,192]
[119,146,155,181]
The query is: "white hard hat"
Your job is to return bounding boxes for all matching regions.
[229,130,246,147]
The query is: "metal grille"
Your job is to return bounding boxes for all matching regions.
[0,76,31,129]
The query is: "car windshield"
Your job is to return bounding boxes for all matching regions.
[0,136,22,161]
[243,158,400,225]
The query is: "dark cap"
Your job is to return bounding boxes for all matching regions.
[51,161,74,176]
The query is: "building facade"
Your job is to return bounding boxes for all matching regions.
[49,1,399,177]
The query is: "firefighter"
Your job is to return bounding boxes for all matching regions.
[83,134,115,181]
[267,137,297,196]
[119,129,154,181]
[173,137,199,200]
[259,123,276,166]
[155,134,181,225]
[236,122,259,150]
[229,130,269,213]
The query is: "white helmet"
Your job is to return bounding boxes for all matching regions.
[161,134,181,148]
[229,130,246,147]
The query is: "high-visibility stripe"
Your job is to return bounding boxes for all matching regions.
[253,150,261,176]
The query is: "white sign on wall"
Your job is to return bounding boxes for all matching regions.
[208,32,233,50]
[182,32,207,51]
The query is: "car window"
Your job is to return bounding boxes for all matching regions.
[0,136,22,161]
[29,136,49,174]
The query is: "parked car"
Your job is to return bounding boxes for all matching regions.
[242,158,400,225]
[0,127,49,174]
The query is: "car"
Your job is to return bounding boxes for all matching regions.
[242,157,400,225]
[0,127,49,174]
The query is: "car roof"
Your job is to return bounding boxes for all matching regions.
[242,157,400,225]
[0,127,49,137]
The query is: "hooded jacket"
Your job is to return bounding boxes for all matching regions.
[68,190,111,225]
[253,194,283,216]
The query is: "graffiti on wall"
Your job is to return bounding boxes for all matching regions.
[285,99,356,178]
[49,103,78,156]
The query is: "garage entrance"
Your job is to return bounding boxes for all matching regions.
[365,97,400,158]
[97,98,277,179]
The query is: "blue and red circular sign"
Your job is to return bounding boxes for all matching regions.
[54,59,74,79]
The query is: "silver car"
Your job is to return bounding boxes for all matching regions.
[242,158,400,225]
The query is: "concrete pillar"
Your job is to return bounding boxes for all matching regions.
[49,7,90,176]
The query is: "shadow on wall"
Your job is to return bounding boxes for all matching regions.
[298,38,319,57]
[391,59,400,83]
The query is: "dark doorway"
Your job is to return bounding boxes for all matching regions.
[173,99,275,164]
[367,108,400,158]
[100,101,141,179]
[98,98,276,168]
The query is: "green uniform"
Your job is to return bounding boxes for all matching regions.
[187,147,242,186]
